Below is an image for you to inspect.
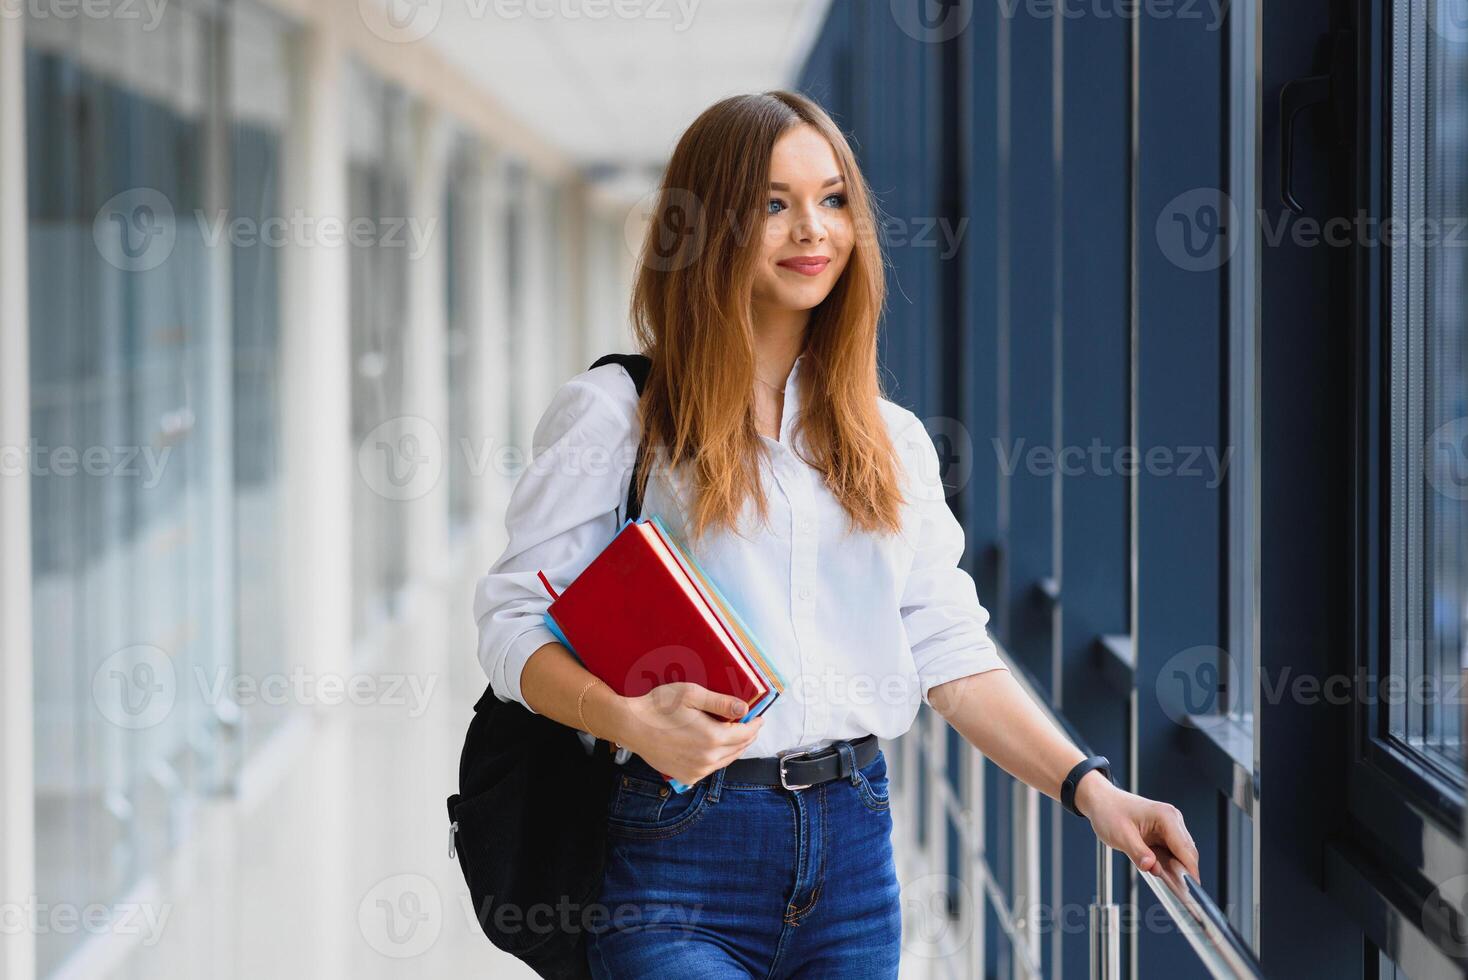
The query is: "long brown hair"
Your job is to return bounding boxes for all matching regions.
[628,90,906,546]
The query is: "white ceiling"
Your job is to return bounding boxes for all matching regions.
[425,0,832,191]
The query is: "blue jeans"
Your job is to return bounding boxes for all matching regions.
[585,741,902,979]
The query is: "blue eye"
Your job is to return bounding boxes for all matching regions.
[767,194,845,215]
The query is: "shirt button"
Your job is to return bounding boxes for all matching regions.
[799,519,812,533]
[799,586,812,600]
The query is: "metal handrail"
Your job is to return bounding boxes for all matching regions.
[900,640,1264,980]
[991,653,1121,979]
[1139,854,1266,979]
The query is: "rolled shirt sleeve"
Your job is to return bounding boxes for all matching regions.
[897,415,1010,707]
[472,368,639,714]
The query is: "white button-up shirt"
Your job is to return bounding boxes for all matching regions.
[473,353,1009,758]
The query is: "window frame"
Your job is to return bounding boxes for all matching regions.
[1352,0,1467,842]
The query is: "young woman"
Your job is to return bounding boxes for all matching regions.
[475,90,1200,979]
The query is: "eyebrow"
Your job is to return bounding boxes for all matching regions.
[768,176,845,191]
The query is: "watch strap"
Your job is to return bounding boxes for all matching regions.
[1061,754,1111,818]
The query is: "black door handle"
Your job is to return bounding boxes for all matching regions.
[1279,73,1331,214]
[1278,27,1355,216]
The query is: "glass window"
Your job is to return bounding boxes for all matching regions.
[1392,0,1468,786]
[229,0,294,753]
[346,62,413,638]
[503,158,526,448]
[444,133,480,536]
[25,0,231,972]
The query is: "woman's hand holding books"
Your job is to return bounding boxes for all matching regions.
[607,682,764,787]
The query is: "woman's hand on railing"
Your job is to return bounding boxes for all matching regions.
[1075,774,1202,885]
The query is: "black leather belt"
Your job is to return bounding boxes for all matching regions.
[624,734,879,791]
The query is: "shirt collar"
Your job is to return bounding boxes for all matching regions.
[785,352,808,392]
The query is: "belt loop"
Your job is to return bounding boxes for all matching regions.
[834,740,859,785]
[707,764,725,803]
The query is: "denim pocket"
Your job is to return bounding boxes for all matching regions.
[606,772,710,839]
[854,751,891,813]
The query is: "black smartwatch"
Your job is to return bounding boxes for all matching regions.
[1060,755,1112,818]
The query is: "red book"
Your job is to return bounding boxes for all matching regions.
[536,516,782,792]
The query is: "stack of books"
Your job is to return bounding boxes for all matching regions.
[536,514,786,792]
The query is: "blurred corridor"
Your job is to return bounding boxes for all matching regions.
[4,0,1468,978]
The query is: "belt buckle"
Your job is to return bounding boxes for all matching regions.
[777,742,827,791]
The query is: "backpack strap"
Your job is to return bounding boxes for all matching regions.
[588,353,652,522]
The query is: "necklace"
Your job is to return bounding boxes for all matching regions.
[754,375,785,393]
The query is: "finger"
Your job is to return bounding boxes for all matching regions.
[1155,808,1201,884]
[717,740,750,769]
[708,718,756,747]
[687,685,749,720]
[1173,828,1202,885]
[1119,828,1158,874]
[716,715,766,749]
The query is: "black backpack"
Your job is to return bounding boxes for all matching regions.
[447,352,651,980]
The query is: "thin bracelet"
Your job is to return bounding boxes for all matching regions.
[577,677,605,740]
